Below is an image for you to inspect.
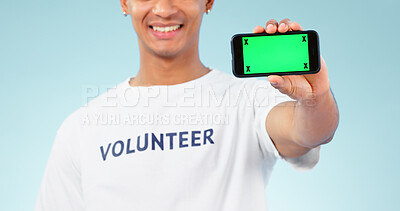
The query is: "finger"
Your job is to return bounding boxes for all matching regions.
[303,56,330,94]
[267,75,290,94]
[278,18,291,33]
[253,25,265,33]
[265,19,278,34]
[268,75,310,99]
[289,21,303,31]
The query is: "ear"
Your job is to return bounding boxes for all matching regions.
[205,0,215,11]
[120,0,129,13]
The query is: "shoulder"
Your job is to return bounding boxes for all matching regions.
[58,78,131,132]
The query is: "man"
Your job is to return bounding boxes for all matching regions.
[35,0,339,210]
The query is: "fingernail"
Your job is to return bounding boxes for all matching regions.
[279,23,286,30]
[270,82,278,85]
[267,24,273,31]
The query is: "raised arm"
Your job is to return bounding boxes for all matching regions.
[254,19,339,158]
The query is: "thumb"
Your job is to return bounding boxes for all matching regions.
[267,75,293,96]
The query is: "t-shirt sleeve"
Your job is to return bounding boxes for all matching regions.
[252,79,321,171]
[35,114,84,211]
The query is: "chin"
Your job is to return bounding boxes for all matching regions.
[155,50,178,58]
[151,46,183,59]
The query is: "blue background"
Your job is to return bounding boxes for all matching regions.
[1,0,399,210]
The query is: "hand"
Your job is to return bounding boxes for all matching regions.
[253,19,331,102]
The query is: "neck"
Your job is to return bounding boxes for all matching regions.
[131,43,209,87]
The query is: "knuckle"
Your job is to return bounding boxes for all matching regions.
[267,19,278,25]
[287,79,295,96]
[280,18,291,26]
[279,18,289,23]
[289,86,296,97]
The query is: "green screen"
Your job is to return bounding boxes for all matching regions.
[242,34,310,74]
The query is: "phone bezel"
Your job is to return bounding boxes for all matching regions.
[231,30,321,77]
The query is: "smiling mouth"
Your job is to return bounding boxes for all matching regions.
[150,25,183,33]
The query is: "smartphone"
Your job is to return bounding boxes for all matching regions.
[231,30,320,77]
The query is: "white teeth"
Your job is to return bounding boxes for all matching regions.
[152,25,181,33]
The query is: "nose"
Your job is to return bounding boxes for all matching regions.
[152,0,178,17]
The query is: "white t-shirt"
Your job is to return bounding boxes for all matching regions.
[35,69,320,211]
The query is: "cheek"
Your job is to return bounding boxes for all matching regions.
[183,4,205,27]
[184,2,205,16]
[128,2,151,30]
